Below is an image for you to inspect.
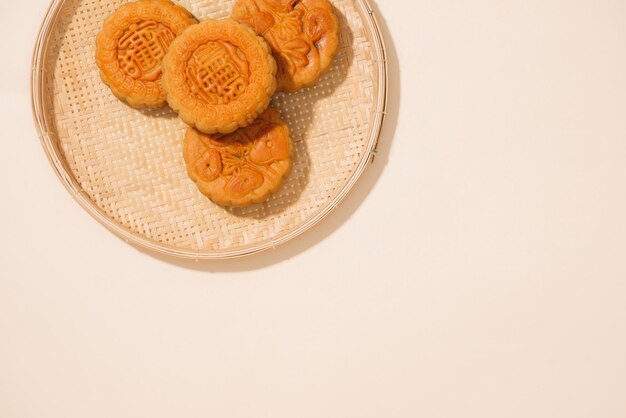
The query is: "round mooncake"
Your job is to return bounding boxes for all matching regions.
[232,0,339,92]
[95,0,197,109]
[183,107,292,208]
[162,19,277,135]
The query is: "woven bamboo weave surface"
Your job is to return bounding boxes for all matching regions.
[34,0,385,258]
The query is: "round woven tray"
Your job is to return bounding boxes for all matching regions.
[31,0,387,260]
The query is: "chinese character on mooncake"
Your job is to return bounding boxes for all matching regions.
[95,0,197,109]
[183,108,292,208]
[162,20,277,134]
[232,0,340,92]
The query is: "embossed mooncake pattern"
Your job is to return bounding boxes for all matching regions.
[162,19,277,135]
[232,0,339,92]
[96,0,197,109]
[117,21,176,81]
[186,40,250,105]
[183,107,292,207]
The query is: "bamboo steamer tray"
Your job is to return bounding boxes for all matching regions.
[31,0,387,260]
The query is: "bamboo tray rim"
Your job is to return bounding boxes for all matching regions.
[31,0,388,260]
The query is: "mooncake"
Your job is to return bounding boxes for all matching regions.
[232,0,339,92]
[162,19,277,135]
[95,0,197,109]
[183,107,292,207]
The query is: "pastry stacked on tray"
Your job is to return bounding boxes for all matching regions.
[95,0,339,208]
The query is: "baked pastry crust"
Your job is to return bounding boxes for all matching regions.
[95,0,197,109]
[162,19,277,135]
[183,107,292,207]
[232,0,339,92]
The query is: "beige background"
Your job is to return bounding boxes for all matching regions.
[2,0,626,417]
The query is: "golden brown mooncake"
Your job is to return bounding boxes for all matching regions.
[95,0,197,109]
[232,0,339,92]
[183,107,292,208]
[162,19,277,135]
